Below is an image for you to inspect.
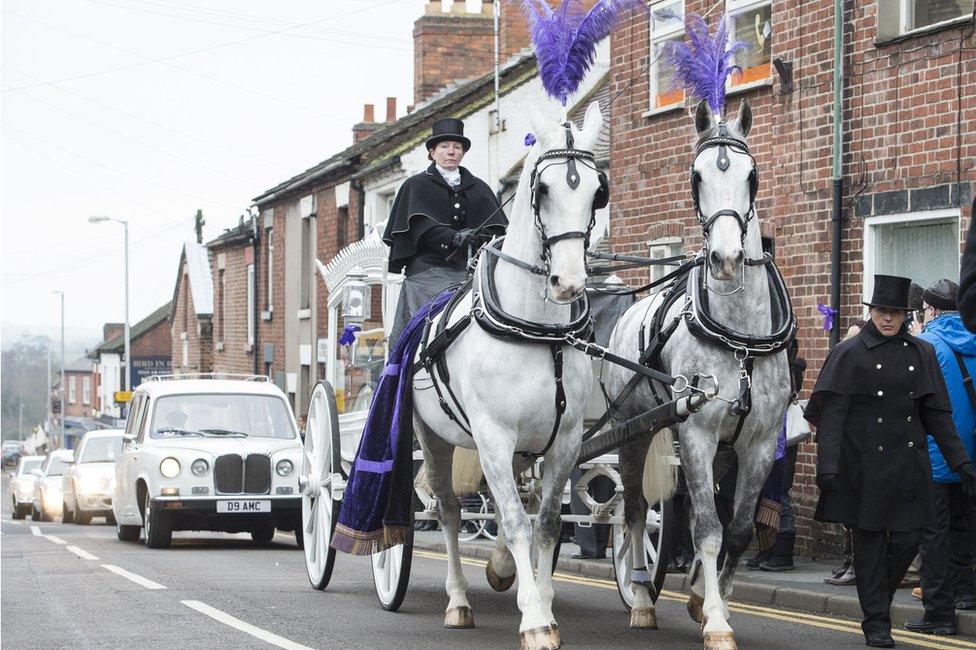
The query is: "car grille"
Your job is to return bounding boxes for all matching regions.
[214,454,271,495]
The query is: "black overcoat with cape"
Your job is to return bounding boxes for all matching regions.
[804,320,970,531]
[382,164,506,275]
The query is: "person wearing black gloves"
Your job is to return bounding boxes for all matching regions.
[805,274,976,648]
[382,117,507,348]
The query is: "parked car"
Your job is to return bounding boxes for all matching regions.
[3,440,23,468]
[112,375,303,548]
[62,429,124,525]
[10,455,44,519]
[31,449,73,521]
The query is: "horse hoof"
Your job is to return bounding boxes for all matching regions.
[687,593,705,624]
[486,560,516,592]
[703,631,737,650]
[629,606,658,629]
[519,625,561,650]
[444,606,475,629]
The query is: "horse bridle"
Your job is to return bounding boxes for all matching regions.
[690,123,758,244]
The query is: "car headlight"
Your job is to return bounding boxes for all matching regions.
[81,475,110,493]
[159,457,181,479]
[275,459,294,477]
[191,459,209,476]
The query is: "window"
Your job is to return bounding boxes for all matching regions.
[727,0,772,89]
[648,237,684,286]
[265,228,274,313]
[648,0,685,112]
[881,0,973,36]
[300,214,312,311]
[182,338,189,367]
[217,268,225,342]
[69,376,77,404]
[337,206,349,249]
[82,376,91,405]
[863,209,959,307]
[246,263,255,347]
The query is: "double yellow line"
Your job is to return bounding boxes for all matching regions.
[413,550,973,650]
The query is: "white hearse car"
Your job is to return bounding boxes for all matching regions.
[112,375,303,548]
[62,429,125,525]
[10,455,44,519]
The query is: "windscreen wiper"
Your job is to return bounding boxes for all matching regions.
[198,428,248,438]
[154,427,204,437]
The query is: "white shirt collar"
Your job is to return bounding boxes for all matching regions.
[435,164,461,187]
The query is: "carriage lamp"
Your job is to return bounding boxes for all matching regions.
[340,268,371,325]
[276,459,294,477]
[159,457,181,479]
[191,459,209,476]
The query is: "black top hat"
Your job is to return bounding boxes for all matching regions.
[923,278,958,311]
[864,274,911,310]
[425,118,471,152]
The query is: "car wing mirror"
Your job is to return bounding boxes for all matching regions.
[122,433,136,443]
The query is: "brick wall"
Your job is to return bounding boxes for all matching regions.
[210,239,257,375]
[64,370,93,417]
[413,1,495,104]
[610,1,974,557]
[257,208,287,384]
[131,318,171,357]
[170,259,213,375]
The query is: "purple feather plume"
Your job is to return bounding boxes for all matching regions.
[666,13,746,115]
[520,0,644,105]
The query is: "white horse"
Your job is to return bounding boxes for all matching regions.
[411,101,605,649]
[604,98,791,650]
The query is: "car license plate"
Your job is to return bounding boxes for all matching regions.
[217,500,271,513]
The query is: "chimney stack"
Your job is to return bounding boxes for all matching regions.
[385,97,397,122]
[352,103,383,143]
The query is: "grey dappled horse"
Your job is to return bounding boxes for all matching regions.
[605,99,791,650]
[411,101,605,649]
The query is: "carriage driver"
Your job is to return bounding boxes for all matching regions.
[382,117,507,348]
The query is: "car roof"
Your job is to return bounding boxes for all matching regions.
[81,429,126,439]
[134,378,288,399]
[49,449,73,459]
[20,455,44,462]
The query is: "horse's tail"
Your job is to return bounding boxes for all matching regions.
[451,447,484,496]
[642,427,678,504]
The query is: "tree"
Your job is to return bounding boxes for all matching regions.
[1,335,54,440]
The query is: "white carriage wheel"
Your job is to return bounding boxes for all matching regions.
[611,497,674,609]
[301,382,342,590]
[479,492,498,541]
[371,526,413,611]
[457,493,487,543]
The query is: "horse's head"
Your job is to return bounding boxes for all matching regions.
[691,98,757,281]
[528,101,606,303]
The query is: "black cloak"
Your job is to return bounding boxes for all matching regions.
[382,164,506,275]
[804,320,970,531]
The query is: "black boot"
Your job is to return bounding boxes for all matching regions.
[746,548,772,570]
[760,532,795,572]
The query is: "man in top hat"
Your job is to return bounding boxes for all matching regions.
[382,117,507,348]
[906,279,976,635]
[805,274,976,647]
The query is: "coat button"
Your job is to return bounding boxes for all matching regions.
[907,416,912,422]
[454,203,460,209]
[903,341,908,347]
[877,390,884,397]
[876,364,882,370]
[909,365,915,371]
[878,445,884,452]
[908,441,914,447]
[877,417,883,423]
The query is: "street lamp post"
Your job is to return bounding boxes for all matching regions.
[18,403,25,441]
[53,290,65,448]
[89,216,131,395]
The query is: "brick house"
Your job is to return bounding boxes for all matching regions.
[207,219,259,375]
[63,357,95,419]
[608,0,974,555]
[170,240,214,375]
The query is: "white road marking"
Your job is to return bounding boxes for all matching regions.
[43,534,67,544]
[181,600,313,650]
[66,545,98,560]
[30,525,42,536]
[101,564,166,590]
[6,519,22,526]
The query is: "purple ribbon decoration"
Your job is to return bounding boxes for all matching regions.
[524,132,536,147]
[817,304,837,332]
[339,324,361,346]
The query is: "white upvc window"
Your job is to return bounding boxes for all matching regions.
[246,264,255,347]
[69,376,77,404]
[726,0,772,90]
[862,208,960,309]
[899,0,972,34]
[647,0,685,113]
[181,336,189,367]
[82,376,91,405]
[648,236,684,286]
[266,228,274,314]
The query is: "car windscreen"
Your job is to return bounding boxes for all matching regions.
[81,437,124,463]
[45,457,70,476]
[150,394,295,440]
[19,458,42,475]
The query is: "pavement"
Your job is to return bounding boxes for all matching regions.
[4,471,976,649]
[413,531,976,640]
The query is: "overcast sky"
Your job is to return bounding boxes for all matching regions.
[1,0,466,340]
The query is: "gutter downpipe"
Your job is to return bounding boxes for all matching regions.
[830,0,844,347]
[352,180,366,240]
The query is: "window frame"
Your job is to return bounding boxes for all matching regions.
[898,0,972,35]
[265,227,274,315]
[647,236,684,285]
[69,376,77,404]
[725,0,773,92]
[646,0,686,116]
[246,263,255,347]
[862,207,961,310]
[82,376,91,405]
